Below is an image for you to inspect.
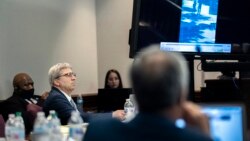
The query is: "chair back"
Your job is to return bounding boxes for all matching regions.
[0,114,5,137]
[26,104,42,126]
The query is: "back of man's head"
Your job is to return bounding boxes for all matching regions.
[130,45,189,113]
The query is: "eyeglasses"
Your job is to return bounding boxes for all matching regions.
[57,72,76,78]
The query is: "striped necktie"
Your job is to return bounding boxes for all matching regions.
[70,99,78,112]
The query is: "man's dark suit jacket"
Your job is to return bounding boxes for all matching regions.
[84,113,213,141]
[43,87,111,125]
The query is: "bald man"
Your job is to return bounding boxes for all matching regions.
[13,73,35,101]
[0,73,48,135]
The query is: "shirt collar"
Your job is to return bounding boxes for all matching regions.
[57,88,72,102]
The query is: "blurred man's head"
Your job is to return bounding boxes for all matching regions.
[130,45,189,114]
[13,73,34,99]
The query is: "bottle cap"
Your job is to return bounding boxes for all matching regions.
[37,112,45,117]
[49,110,56,114]
[16,112,22,117]
[8,114,15,118]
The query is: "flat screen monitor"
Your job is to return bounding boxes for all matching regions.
[129,0,250,58]
[97,88,132,112]
[200,104,246,141]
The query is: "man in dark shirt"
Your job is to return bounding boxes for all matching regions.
[0,73,48,135]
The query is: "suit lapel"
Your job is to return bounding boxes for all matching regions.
[51,87,84,114]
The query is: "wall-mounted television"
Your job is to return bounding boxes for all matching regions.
[129,0,250,59]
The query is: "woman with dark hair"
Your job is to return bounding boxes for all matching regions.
[104,69,123,89]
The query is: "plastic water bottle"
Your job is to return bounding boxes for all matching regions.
[124,99,135,121]
[32,112,49,141]
[15,112,24,124]
[5,114,15,141]
[47,110,62,141]
[46,110,53,121]
[68,111,84,141]
[76,95,84,112]
[12,112,25,141]
[129,94,138,114]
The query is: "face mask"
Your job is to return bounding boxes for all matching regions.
[15,89,35,100]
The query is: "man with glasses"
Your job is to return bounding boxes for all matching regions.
[43,63,125,125]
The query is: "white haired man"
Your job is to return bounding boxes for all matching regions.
[43,63,125,125]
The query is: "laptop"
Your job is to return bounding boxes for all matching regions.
[97,88,133,112]
[200,104,246,141]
